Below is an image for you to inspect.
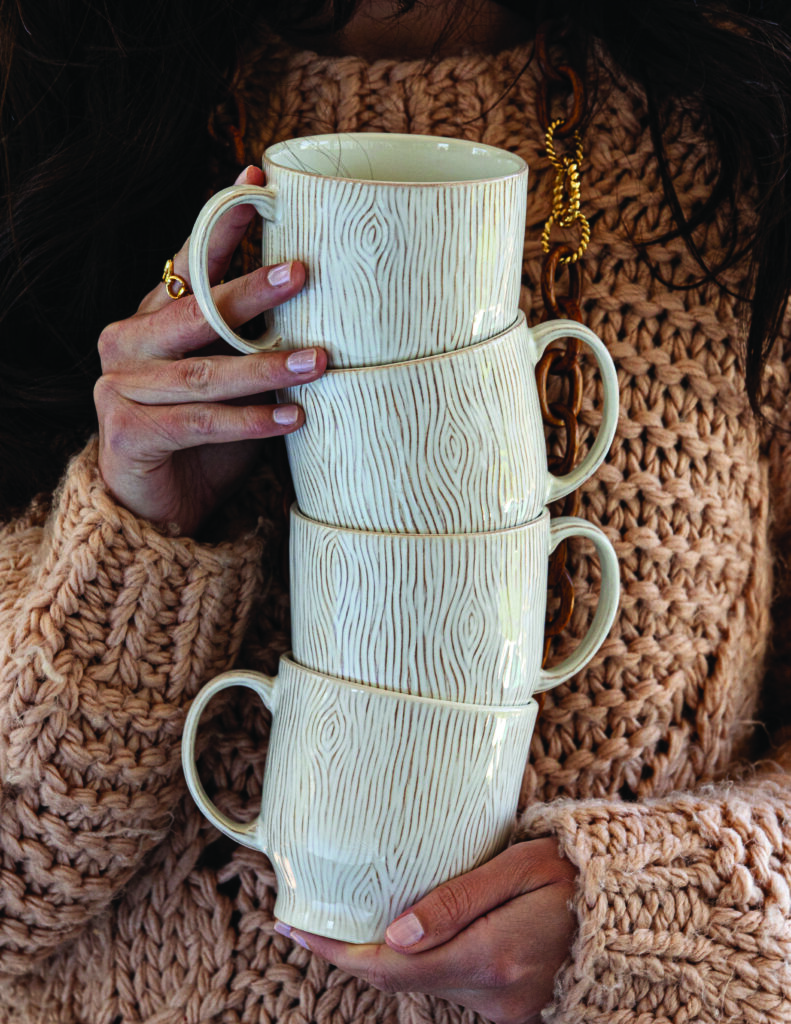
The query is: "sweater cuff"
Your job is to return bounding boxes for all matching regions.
[0,440,269,969]
[516,783,791,1023]
[2,438,265,791]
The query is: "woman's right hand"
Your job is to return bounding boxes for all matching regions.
[94,166,327,537]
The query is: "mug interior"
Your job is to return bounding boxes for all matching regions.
[265,132,526,184]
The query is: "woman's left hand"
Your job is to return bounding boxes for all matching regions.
[275,837,578,1024]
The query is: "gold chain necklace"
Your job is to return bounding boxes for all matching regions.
[534,23,591,676]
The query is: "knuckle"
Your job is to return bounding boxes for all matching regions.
[188,404,219,437]
[242,404,275,436]
[97,321,126,366]
[93,376,128,432]
[481,953,524,992]
[92,374,113,412]
[176,357,215,394]
[97,399,137,457]
[509,837,577,887]
[237,267,267,305]
[175,296,207,335]
[433,876,475,925]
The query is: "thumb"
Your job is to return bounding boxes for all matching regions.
[384,838,569,954]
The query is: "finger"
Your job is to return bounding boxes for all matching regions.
[277,885,568,998]
[385,839,576,954]
[139,164,266,314]
[99,346,327,406]
[97,392,307,462]
[99,260,306,365]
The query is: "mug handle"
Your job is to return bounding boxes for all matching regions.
[529,319,619,504]
[534,516,620,692]
[188,184,284,355]
[181,669,277,850]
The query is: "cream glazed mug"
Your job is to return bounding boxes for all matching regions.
[181,656,539,943]
[281,311,619,533]
[290,506,620,704]
[188,132,528,366]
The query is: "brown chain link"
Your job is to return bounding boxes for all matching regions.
[534,24,589,680]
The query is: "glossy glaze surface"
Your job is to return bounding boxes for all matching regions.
[181,657,539,942]
[282,313,619,532]
[290,507,620,702]
[189,132,527,362]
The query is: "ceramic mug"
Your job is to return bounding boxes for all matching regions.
[280,311,619,533]
[181,655,538,943]
[189,132,528,366]
[290,506,619,704]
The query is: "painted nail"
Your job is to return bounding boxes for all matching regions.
[286,348,317,374]
[267,261,292,287]
[385,912,424,948]
[273,404,299,425]
[274,922,310,950]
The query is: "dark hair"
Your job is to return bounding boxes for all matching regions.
[2,0,790,517]
[0,0,253,514]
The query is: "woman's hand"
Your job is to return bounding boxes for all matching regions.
[275,838,578,1024]
[94,165,327,536]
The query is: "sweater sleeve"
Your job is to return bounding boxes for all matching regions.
[0,439,264,973]
[515,744,791,1023]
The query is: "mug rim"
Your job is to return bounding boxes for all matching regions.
[290,502,550,541]
[263,131,528,186]
[294,310,528,379]
[277,653,540,716]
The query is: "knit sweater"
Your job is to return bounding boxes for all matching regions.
[1,30,790,1024]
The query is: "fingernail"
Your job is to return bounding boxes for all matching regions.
[273,404,299,425]
[274,922,311,950]
[286,348,317,373]
[235,164,256,184]
[385,913,424,948]
[267,261,293,287]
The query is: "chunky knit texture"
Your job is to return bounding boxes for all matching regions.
[1,30,791,1024]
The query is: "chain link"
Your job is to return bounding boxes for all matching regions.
[534,24,589,677]
[542,120,590,265]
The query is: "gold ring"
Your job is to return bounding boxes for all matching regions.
[162,258,190,299]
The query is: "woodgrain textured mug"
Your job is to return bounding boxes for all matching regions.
[181,656,538,942]
[280,312,619,533]
[189,132,528,365]
[290,506,620,703]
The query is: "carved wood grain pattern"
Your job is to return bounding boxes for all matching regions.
[281,319,548,533]
[290,511,549,704]
[263,168,527,365]
[261,660,538,942]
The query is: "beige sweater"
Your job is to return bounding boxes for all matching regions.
[1,32,791,1024]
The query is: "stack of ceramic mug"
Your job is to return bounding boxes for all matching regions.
[183,133,620,944]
